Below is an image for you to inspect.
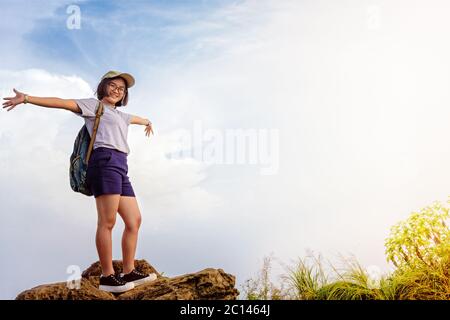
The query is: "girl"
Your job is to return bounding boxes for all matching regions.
[3,70,156,293]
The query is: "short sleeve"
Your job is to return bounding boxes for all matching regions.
[73,98,99,118]
[118,111,133,125]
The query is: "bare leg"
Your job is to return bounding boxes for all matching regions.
[95,194,121,276]
[118,196,142,274]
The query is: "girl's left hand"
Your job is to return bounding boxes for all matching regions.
[145,123,154,138]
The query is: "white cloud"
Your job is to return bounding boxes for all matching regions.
[125,0,450,280]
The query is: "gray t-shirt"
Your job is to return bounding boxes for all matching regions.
[72,98,133,155]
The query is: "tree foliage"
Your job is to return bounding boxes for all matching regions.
[385,199,450,271]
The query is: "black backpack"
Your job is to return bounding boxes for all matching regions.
[69,101,104,196]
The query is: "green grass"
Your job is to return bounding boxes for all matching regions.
[240,252,450,300]
[241,199,450,300]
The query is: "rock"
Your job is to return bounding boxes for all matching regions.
[118,268,239,300]
[15,279,115,300]
[81,259,159,278]
[15,259,239,300]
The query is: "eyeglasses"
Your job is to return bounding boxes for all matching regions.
[108,82,126,94]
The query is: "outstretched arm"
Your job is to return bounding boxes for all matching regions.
[2,88,81,113]
[130,115,154,137]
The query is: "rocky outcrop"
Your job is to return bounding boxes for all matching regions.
[16,259,239,300]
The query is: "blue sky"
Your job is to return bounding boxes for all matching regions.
[15,0,251,84]
[2,0,450,300]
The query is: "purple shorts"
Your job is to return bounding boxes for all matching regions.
[86,147,135,198]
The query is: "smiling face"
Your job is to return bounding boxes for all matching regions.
[96,76,129,107]
[105,77,127,106]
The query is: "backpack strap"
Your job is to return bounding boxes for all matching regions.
[85,101,104,163]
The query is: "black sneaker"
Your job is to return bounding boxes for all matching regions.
[99,273,135,293]
[119,269,157,287]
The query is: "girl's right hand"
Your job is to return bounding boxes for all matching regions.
[2,88,26,111]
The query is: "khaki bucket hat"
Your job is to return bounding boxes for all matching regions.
[101,70,135,88]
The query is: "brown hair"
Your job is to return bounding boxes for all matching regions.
[95,76,129,107]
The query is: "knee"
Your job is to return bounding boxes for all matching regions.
[126,214,142,233]
[98,217,116,230]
